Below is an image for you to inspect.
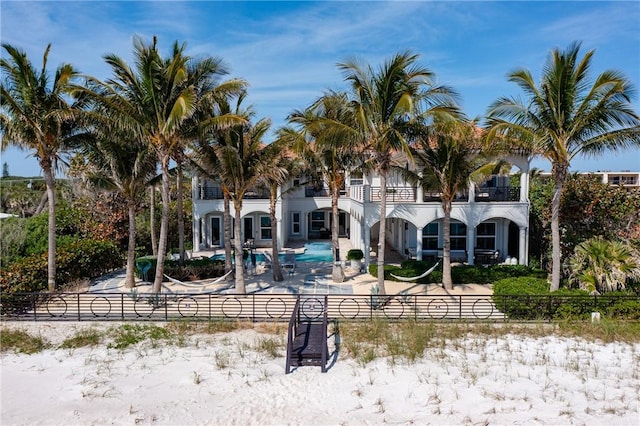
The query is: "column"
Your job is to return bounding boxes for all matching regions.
[363,222,371,268]
[518,226,527,266]
[466,225,476,265]
[193,216,201,252]
[416,227,423,261]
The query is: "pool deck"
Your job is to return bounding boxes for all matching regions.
[88,238,493,297]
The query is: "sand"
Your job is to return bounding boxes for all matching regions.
[1,321,638,426]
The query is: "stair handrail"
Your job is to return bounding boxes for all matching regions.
[320,295,328,373]
[285,295,301,374]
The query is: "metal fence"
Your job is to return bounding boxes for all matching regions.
[2,292,637,322]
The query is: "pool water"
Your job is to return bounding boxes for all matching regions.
[210,242,334,263]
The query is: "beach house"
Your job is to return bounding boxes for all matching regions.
[191,151,532,268]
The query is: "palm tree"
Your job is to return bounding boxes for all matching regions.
[218,117,272,293]
[569,236,640,294]
[0,44,85,291]
[339,51,461,294]
[400,118,506,289]
[257,137,294,282]
[79,36,245,293]
[486,42,640,291]
[79,128,156,288]
[288,91,362,282]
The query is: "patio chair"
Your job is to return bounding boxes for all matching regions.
[283,250,297,276]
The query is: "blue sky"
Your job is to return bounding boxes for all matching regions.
[2,0,639,177]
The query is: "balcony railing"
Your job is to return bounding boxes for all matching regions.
[370,186,417,202]
[475,186,520,202]
[423,192,469,202]
[305,187,330,197]
[200,187,270,200]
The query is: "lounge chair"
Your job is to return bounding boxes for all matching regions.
[282,250,297,275]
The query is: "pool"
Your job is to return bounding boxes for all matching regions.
[210,242,334,264]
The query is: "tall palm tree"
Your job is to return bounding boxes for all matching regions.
[257,137,294,282]
[288,90,361,283]
[0,44,85,291]
[79,36,245,293]
[217,117,272,293]
[486,42,640,291]
[401,118,506,289]
[79,128,156,288]
[190,94,251,280]
[339,51,461,294]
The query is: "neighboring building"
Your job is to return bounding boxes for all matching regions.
[538,171,640,192]
[192,152,532,268]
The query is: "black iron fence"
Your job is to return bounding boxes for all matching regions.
[2,292,637,322]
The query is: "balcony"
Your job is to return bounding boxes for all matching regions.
[475,186,520,202]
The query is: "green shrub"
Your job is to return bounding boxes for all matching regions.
[492,277,552,320]
[346,249,364,261]
[0,238,122,297]
[132,256,226,282]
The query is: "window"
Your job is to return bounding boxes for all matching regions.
[476,222,496,250]
[422,223,438,250]
[450,222,467,250]
[311,211,325,231]
[260,216,272,240]
[291,212,301,235]
[350,172,364,186]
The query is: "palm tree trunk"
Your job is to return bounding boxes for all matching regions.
[176,162,185,266]
[442,203,453,290]
[223,191,233,277]
[152,154,171,293]
[43,165,56,292]
[269,184,283,282]
[550,164,568,291]
[377,172,388,295]
[150,186,157,256]
[234,203,246,294]
[125,201,137,288]
[331,182,345,283]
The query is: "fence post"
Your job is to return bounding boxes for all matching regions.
[77,293,81,321]
[458,296,462,319]
[121,294,125,320]
[32,293,37,321]
[164,294,168,321]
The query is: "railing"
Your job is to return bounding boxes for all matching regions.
[305,187,330,197]
[201,186,224,200]
[370,186,417,202]
[200,187,270,200]
[475,186,520,202]
[3,292,636,322]
[423,192,469,202]
[285,297,301,374]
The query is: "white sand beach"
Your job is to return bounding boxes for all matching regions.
[1,320,638,426]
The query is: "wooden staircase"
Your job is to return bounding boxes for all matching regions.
[285,295,329,374]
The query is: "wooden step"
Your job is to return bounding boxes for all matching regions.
[291,322,328,366]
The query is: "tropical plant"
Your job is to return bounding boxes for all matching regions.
[0,43,87,291]
[288,90,361,282]
[338,51,461,294]
[486,42,640,291]
[78,36,245,293]
[569,236,640,294]
[400,118,507,289]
